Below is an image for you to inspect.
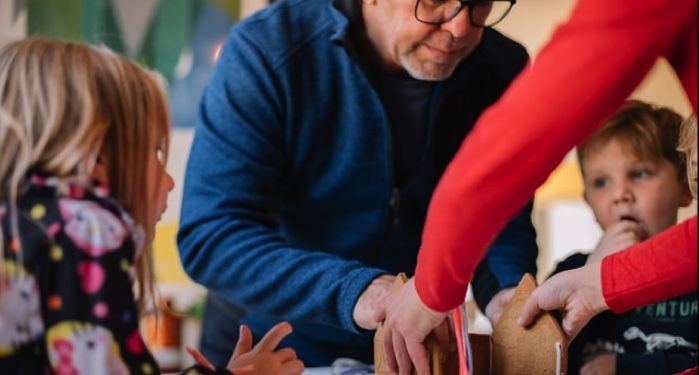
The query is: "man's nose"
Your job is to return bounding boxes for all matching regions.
[440,6,473,39]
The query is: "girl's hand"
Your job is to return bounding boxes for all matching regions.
[186,346,216,371]
[227,322,304,375]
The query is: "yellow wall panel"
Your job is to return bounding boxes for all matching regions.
[153,221,193,283]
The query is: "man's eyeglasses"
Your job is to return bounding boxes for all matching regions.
[414,0,516,27]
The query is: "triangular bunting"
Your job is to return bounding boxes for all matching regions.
[110,0,159,57]
[12,0,26,23]
[206,0,241,22]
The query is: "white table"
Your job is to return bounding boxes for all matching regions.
[303,358,374,374]
[303,367,334,375]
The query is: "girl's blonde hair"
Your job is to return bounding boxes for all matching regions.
[0,37,171,312]
[677,116,697,197]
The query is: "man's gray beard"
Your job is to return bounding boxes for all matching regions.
[401,57,457,81]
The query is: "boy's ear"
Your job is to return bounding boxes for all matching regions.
[679,183,693,207]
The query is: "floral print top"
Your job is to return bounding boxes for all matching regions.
[0,176,223,374]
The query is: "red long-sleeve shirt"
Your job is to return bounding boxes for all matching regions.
[415,0,697,312]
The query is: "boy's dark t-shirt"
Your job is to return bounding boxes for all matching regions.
[552,253,698,374]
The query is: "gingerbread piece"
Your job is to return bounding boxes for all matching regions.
[374,273,567,374]
[374,273,458,375]
[491,273,568,375]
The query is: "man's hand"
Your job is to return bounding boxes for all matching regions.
[484,287,515,326]
[587,220,646,264]
[353,274,396,330]
[518,263,608,338]
[227,322,304,375]
[376,277,447,375]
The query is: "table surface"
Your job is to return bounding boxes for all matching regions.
[303,367,334,374]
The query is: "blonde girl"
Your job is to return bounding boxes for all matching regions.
[0,37,302,375]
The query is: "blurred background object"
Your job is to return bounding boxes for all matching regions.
[142,298,183,372]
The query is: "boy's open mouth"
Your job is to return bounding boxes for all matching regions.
[620,215,640,223]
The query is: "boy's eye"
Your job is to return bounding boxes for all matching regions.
[629,169,652,179]
[591,177,608,188]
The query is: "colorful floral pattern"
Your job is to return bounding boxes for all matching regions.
[0,260,44,356]
[46,322,128,375]
[0,176,158,374]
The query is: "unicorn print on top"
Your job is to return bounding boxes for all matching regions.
[58,199,128,257]
[46,321,128,375]
[0,260,44,356]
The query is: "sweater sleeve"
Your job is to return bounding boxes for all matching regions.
[177,29,384,334]
[472,200,538,310]
[602,217,698,313]
[414,0,698,311]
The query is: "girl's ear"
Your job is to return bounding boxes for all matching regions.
[90,157,109,186]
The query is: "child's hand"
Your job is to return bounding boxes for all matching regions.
[227,322,304,375]
[580,352,616,375]
[587,220,646,264]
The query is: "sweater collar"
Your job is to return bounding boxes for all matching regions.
[329,0,362,45]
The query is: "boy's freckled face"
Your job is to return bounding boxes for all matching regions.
[582,139,687,237]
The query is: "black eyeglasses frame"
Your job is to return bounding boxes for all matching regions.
[414,0,517,27]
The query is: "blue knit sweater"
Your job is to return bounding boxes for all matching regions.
[178,0,537,366]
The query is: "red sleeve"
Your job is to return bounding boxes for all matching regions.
[602,216,698,313]
[414,0,698,311]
